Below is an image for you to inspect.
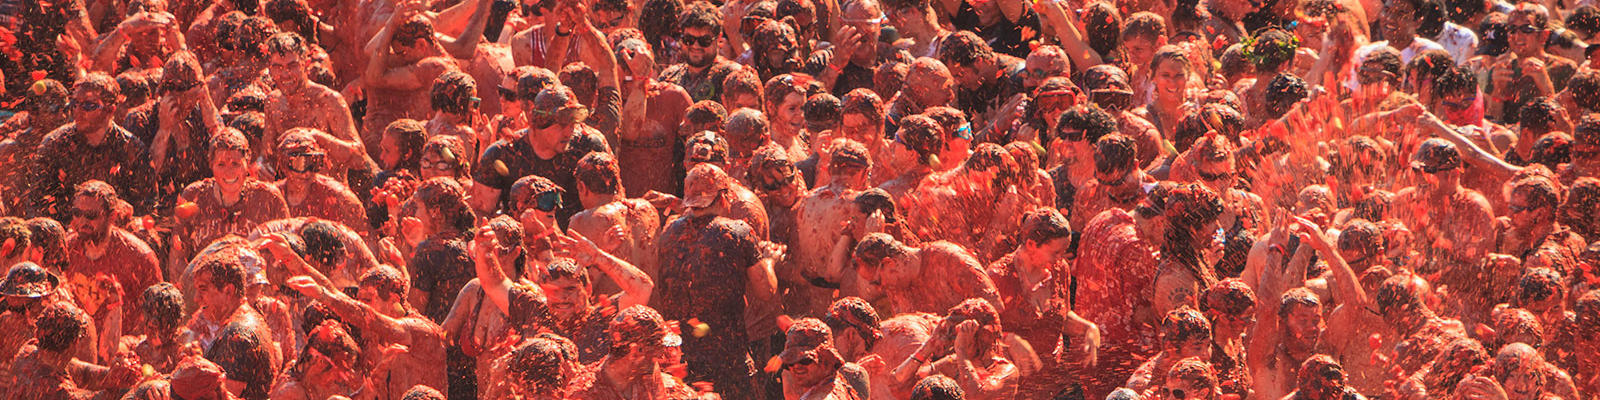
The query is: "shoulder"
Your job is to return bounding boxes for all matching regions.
[246,181,288,200]
[181,179,215,197]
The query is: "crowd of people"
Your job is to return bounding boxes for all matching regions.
[1,0,1600,397]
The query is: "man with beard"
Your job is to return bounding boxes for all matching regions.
[781,318,869,399]
[475,85,612,225]
[651,162,784,400]
[29,73,156,220]
[568,305,700,399]
[64,181,162,337]
[262,32,367,166]
[935,31,1024,141]
[659,2,741,103]
[282,263,448,400]
[805,0,883,96]
[1247,216,1381,400]
[1070,134,1155,230]
[1393,139,1495,275]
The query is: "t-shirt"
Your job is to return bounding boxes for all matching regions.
[659,59,742,104]
[30,123,156,218]
[410,236,475,323]
[473,131,611,223]
[651,215,761,399]
[952,3,1043,59]
[803,47,878,97]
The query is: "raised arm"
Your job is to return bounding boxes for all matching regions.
[553,228,655,309]
[287,275,410,344]
[437,0,495,59]
[1291,217,1370,320]
[1416,111,1521,182]
[1034,0,1102,73]
[469,226,515,315]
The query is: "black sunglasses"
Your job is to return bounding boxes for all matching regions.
[1166,388,1189,399]
[71,100,104,112]
[533,190,563,212]
[782,357,816,371]
[1511,24,1541,34]
[498,86,518,101]
[1196,169,1232,182]
[680,33,716,48]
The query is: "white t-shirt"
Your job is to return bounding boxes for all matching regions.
[1436,22,1481,65]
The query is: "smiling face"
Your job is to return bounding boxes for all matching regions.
[1509,13,1549,57]
[539,276,590,322]
[772,93,807,136]
[1283,303,1326,350]
[1381,0,1419,43]
[1151,58,1189,104]
[267,52,308,92]
[679,27,719,68]
[211,149,250,188]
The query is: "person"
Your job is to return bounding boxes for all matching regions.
[5,302,139,400]
[806,0,883,96]
[566,305,701,399]
[792,140,874,315]
[1071,134,1156,230]
[63,180,162,337]
[851,232,1001,315]
[268,320,365,400]
[659,2,741,103]
[1485,4,1577,125]
[1125,307,1214,393]
[891,298,1018,400]
[1491,173,1587,260]
[170,129,290,278]
[883,58,956,138]
[184,254,279,367]
[878,115,946,201]
[570,152,664,287]
[780,318,869,399]
[616,39,693,198]
[127,282,196,375]
[359,4,464,146]
[271,130,372,242]
[281,264,449,400]
[1150,184,1226,317]
[0,262,102,394]
[650,161,784,400]
[425,71,487,156]
[1199,279,1256,399]
[28,73,156,220]
[262,32,367,167]
[474,85,613,224]
[1393,139,1495,275]
[204,320,281,399]
[984,208,1099,398]
[936,31,1023,139]
[909,375,966,400]
[397,177,477,323]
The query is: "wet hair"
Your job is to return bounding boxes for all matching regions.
[359,265,409,301]
[205,322,277,398]
[1575,289,1600,339]
[393,15,436,46]
[421,136,470,176]
[1082,2,1122,56]
[1516,267,1565,306]
[301,301,362,344]
[299,220,346,268]
[896,115,946,164]
[1279,287,1323,316]
[559,62,598,102]
[141,282,186,331]
[842,88,885,123]
[196,255,248,295]
[923,107,968,136]
[1244,28,1299,72]
[823,297,882,349]
[1054,104,1119,145]
[1446,0,1486,24]
[1374,272,1427,316]
[1509,3,1552,31]
[685,100,729,133]
[231,16,278,59]
[430,71,477,114]
[1175,105,1244,152]
[514,66,559,102]
[0,218,34,260]
[1505,174,1562,211]
[1337,219,1385,257]
[910,375,965,400]
[1122,12,1167,42]
[1171,0,1210,33]
[1493,308,1545,348]
[1168,357,1219,389]
[937,31,996,69]
[73,180,125,218]
[1094,134,1138,174]
[289,320,362,380]
[804,93,844,132]
[410,176,476,234]
[24,218,67,269]
[385,119,428,171]
[1217,44,1252,80]
[1432,65,1477,99]
[1566,71,1600,113]
[402,385,447,400]
[35,303,90,352]
[264,31,308,57]
[1530,132,1572,167]
[853,233,907,265]
[677,1,723,36]
[1519,97,1564,134]
[211,127,253,158]
[1571,7,1600,41]
[73,72,121,105]
[504,337,571,390]
[115,70,156,105]
[1360,47,1404,86]
[764,74,823,116]
[723,70,765,108]
[725,108,771,143]
[1202,279,1257,316]
[875,59,911,99]
[1161,306,1213,344]
[264,0,318,43]
[1150,45,1192,77]
[1019,208,1072,246]
[576,152,623,196]
[1263,73,1308,116]
[1296,355,1347,394]
[540,257,591,288]
[1405,50,1456,90]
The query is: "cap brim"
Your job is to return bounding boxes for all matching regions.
[683,194,716,208]
[778,347,818,364]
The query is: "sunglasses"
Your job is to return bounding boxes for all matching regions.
[1058,128,1086,142]
[286,151,325,173]
[1441,96,1477,110]
[533,190,563,212]
[952,123,973,140]
[529,105,590,129]
[679,33,717,48]
[498,86,518,101]
[71,100,104,112]
[421,159,457,173]
[1412,163,1454,174]
[1165,387,1191,400]
[1510,24,1541,34]
[1196,169,1232,182]
[1508,203,1541,213]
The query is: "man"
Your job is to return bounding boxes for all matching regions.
[651,162,784,400]
[1283,356,1359,400]
[747,145,808,252]
[658,2,741,103]
[1393,139,1494,275]
[1486,4,1577,124]
[793,140,874,316]
[1071,134,1155,230]
[29,73,156,220]
[884,58,956,138]
[1070,182,1164,399]
[615,39,694,197]
[475,86,612,225]
[361,12,462,149]
[782,318,869,399]
[425,71,485,155]
[806,0,883,96]
[1047,105,1119,219]
[63,181,162,337]
[837,90,896,185]
[571,153,664,285]
[1200,279,1256,399]
[1124,307,1214,393]
[271,130,371,242]
[262,32,367,164]
[5,303,139,399]
[1492,174,1587,261]
[726,109,777,176]
[1571,290,1599,395]
[282,264,448,400]
[882,0,948,58]
[936,31,1023,139]
[878,115,945,201]
[567,305,699,399]
[985,209,1099,399]
[1202,0,1262,47]
[0,262,101,395]
[852,233,1001,315]
[0,79,70,214]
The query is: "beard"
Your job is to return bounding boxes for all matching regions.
[685,51,716,69]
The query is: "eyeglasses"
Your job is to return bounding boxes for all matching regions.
[680,33,716,48]
[498,86,518,101]
[421,159,458,172]
[1196,169,1233,182]
[841,13,887,24]
[1510,24,1541,34]
[952,123,973,140]
[70,100,104,112]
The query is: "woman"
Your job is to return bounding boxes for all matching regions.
[893,298,1019,400]
[1150,184,1226,318]
[1136,46,1197,139]
[171,128,290,279]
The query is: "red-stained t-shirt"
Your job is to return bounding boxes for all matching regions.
[1073,208,1159,348]
[276,175,371,240]
[65,228,163,334]
[176,179,291,250]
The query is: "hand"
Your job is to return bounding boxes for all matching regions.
[551,228,603,262]
[518,208,556,240]
[1454,375,1509,400]
[470,225,500,264]
[378,236,406,267]
[620,48,655,83]
[643,191,683,214]
[257,233,299,264]
[286,276,321,297]
[1521,57,1554,93]
[118,11,175,34]
[1490,57,1517,97]
[830,25,862,68]
[1291,215,1335,253]
[758,241,787,264]
[953,320,979,359]
[400,216,426,246]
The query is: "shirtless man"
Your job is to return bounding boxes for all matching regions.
[425,71,485,155]
[64,181,162,336]
[5,303,140,399]
[878,115,945,202]
[1570,290,1599,395]
[263,32,368,174]
[883,58,955,139]
[272,130,371,242]
[891,299,1019,400]
[571,152,663,285]
[1394,139,1494,276]
[852,233,1002,315]
[614,38,693,197]
[1124,307,1214,393]
[284,265,448,400]
[793,140,874,316]
[361,7,461,153]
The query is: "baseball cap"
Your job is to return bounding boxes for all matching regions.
[530,86,590,128]
[778,318,838,365]
[683,164,731,208]
[0,262,59,298]
[1411,138,1463,173]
